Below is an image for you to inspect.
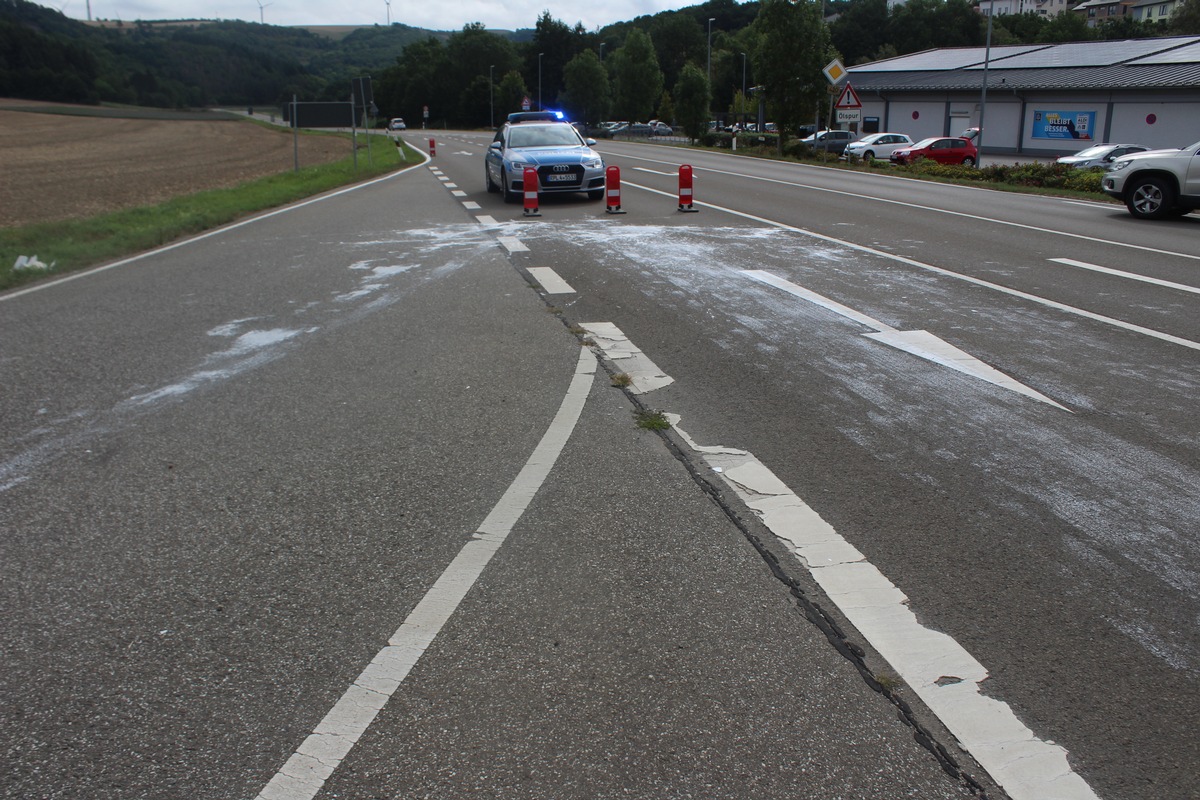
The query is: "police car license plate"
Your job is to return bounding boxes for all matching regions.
[546,173,573,182]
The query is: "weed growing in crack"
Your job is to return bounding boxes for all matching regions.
[634,410,671,431]
[611,373,633,387]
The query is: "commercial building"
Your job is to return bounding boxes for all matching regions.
[844,35,1200,157]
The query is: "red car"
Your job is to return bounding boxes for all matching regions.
[890,136,978,166]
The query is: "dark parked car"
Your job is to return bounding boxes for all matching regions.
[1057,143,1150,169]
[800,130,854,155]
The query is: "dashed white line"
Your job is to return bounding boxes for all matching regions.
[498,237,529,253]
[527,267,575,294]
[255,347,597,800]
[462,201,481,210]
[579,322,674,394]
[1049,257,1200,295]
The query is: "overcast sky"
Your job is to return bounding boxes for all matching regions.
[53,0,704,33]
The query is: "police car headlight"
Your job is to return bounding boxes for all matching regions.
[584,157,603,169]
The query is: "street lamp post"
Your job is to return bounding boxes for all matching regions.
[741,52,747,115]
[707,18,716,89]
[489,64,494,129]
[599,42,606,61]
[978,0,995,167]
[538,52,544,111]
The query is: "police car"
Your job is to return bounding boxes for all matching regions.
[485,117,606,202]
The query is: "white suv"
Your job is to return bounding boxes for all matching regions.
[1102,140,1200,219]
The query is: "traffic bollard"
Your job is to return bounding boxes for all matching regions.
[605,166,626,215]
[523,167,541,217]
[678,164,698,212]
[429,138,436,157]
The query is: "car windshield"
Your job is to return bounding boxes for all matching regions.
[1070,145,1113,158]
[508,125,583,148]
[910,138,939,148]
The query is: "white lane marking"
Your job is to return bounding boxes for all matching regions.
[255,348,597,800]
[1,157,433,303]
[666,414,1102,800]
[527,267,575,294]
[744,270,1068,410]
[462,201,481,210]
[475,215,499,226]
[610,152,1200,263]
[450,191,467,197]
[437,176,450,182]
[744,269,897,332]
[1050,257,1200,295]
[580,322,674,394]
[498,237,529,253]
[444,183,459,189]
[622,181,1200,352]
[632,167,678,176]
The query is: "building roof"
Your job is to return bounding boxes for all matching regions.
[846,35,1200,91]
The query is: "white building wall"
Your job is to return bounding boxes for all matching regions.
[1106,100,1200,148]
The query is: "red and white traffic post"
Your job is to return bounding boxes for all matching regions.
[605,166,625,215]
[429,138,436,157]
[522,167,541,217]
[678,164,698,212]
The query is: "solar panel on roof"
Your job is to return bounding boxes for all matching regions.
[971,38,1188,69]
[852,44,1044,72]
[1127,39,1200,65]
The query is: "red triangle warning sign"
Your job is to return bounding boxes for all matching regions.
[834,83,862,109]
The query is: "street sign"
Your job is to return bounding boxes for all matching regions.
[521,96,531,111]
[834,82,862,109]
[823,58,847,85]
[836,109,862,125]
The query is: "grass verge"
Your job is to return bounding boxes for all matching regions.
[1,135,423,293]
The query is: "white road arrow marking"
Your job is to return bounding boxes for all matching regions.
[743,270,1068,411]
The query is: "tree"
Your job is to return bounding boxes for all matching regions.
[674,63,710,141]
[497,69,529,118]
[752,0,830,148]
[1170,0,1200,32]
[830,0,890,66]
[526,12,576,110]
[561,49,611,124]
[612,28,664,121]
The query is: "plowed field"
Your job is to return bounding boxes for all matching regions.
[0,101,354,228]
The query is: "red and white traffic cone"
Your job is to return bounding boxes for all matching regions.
[523,167,541,217]
[605,166,626,215]
[429,138,436,157]
[678,164,698,212]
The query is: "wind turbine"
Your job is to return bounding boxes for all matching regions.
[384,0,391,25]
[256,0,272,24]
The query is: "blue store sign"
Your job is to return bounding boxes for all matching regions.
[1032,110,1096,140]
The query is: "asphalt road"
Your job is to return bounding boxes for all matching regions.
[2,134,1197,800]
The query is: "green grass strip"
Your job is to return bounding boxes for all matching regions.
[1,136,423,293]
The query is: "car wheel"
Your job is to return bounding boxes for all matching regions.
[962,156,975,166]
[501,168,517,204]
[1126,177,1175,219]
[863,150,875,161]
[485,164,499,193]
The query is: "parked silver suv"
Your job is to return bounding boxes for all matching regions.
[1102,140,1200,219]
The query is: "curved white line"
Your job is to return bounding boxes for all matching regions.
[255,347,597,800]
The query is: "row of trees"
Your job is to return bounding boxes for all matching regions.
[4,0,1199,135]
[374,0,1200,142]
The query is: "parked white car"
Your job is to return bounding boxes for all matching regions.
[842,132,915,162]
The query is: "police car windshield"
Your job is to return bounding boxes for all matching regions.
[508,124,583,148]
